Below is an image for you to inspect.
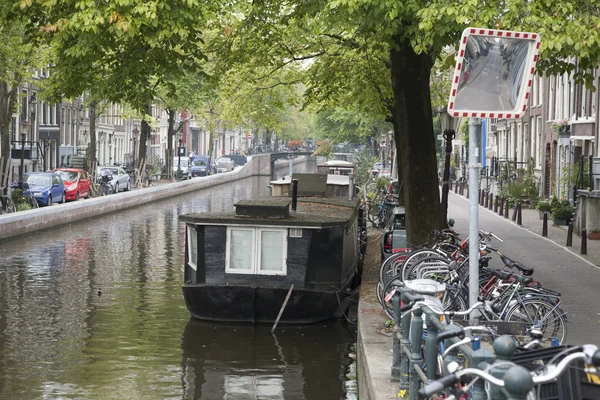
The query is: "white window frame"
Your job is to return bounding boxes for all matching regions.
[257,228,288,276]
[187,226,198,271]
[225,227,256,274]
[225,227,287,276]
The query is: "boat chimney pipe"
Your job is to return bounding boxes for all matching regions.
[348,173,355,200]
[291,179,299,211]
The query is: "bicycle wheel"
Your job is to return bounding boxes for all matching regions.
[505,299,568,346]
[401,250,449,281]
[367,204,382,227]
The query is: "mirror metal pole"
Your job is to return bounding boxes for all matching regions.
[468,118,482,322]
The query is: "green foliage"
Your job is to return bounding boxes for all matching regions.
[552,203,574,220]
[353,148,377,190]
[535,200,552,212]
[549,197,573,220]
[11,189,32,211]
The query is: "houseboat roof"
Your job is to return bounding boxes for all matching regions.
[179,197,361,228]
[270,174,350,186]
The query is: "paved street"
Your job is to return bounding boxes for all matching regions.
[448,190,600,345]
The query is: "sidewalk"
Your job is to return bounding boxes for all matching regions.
[451,189,600,268]
[356,190,600,399]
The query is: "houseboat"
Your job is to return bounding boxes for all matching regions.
[180,187,365,324]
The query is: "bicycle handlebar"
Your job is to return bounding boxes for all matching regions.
[418,346,600,398]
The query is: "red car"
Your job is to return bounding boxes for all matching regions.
[54,168,91,201]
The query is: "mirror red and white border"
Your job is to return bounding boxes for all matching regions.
[447,27,541,120]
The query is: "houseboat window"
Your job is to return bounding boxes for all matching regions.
[258,229,287,274]
[289,228,302,238]
[227,228,255,272]
[187,226,198,271]
[225,227,287,275]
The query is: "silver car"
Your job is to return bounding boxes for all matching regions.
[97,166,131,193]
[216,157,235,173]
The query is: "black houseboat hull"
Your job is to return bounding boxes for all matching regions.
[182,283,346,324]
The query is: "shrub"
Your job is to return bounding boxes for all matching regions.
[552,203,574,220]
[536,200,552,212]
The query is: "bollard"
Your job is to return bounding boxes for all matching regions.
[542,212,548,237]
[398,291,411,399]
[504,199,509,218]
[471,348,495,400]
[566,221,573,246]
[391,291,401,380]
[511,201,519,221]
[498,197,504,216]
[459,182,464,195]
[409,307,424,400]
[466,186,469,198]
[517,201,522,225]
[581,228,588,255]
[488,193,493,210]
[455,180,459,192]
[489,336,518,399]
[484,192,489,208]
[424,312,438,383]
[504,365,534,400]
[494,195,498,213]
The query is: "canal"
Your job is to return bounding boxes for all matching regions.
[0,175,357,400]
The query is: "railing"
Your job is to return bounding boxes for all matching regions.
[389,286,548,400]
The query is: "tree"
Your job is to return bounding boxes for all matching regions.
[209,0,600,244]
[0,2,45,179]
[24,0,212,172]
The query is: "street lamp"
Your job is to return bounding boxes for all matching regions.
[438,107,460,228]
[132,127,139,168]
[178,138,183,175]
[18,120,29,185]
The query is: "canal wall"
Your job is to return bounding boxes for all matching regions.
[0,154,309,241]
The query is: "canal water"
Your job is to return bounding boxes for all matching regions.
[0,176,357,400]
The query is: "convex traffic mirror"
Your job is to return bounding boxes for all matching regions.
[448,28,541,119]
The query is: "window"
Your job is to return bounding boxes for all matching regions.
[187,226,198,271]
[226,227,287,275]
[289,228,302,238]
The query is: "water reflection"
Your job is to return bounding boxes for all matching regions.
[0,175,356,399]
[181,320,356,400]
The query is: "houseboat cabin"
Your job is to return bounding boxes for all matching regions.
[180,196,363,324]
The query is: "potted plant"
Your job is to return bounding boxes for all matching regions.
[588,229,600,240]
[552,119,570,137]
[552,204,574,226]
[535,200,552,220]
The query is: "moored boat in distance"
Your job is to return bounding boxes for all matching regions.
[180,181,365,324]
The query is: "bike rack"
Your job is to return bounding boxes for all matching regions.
[391,285,541,400]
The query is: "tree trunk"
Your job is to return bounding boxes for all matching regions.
[390,37,441,246]
[167,108,175,179]
[0,81,18,183]
[88,101,97,173]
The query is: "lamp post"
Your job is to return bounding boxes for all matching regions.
[178,138,183,174]
[18,127,27,185]
[438,107,460,228]
[132,127,139,169]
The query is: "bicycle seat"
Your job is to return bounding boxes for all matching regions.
[489,269,511,280]
[512,274,533,285]
[511,260,534,276]
[500,254,534,276]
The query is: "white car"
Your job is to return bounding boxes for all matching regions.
[97,166,131,193]
[216,157,235,173]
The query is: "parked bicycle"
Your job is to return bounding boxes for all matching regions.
[0,185,16,214]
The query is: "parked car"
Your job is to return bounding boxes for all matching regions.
[15,172,66,206]
[97,166,131,193]
[173,156,192,179]
[227,154,248,167]
[54,168,91,201]
[216,157,235,173]
[381,206,409,262]
[190,155,212,177]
